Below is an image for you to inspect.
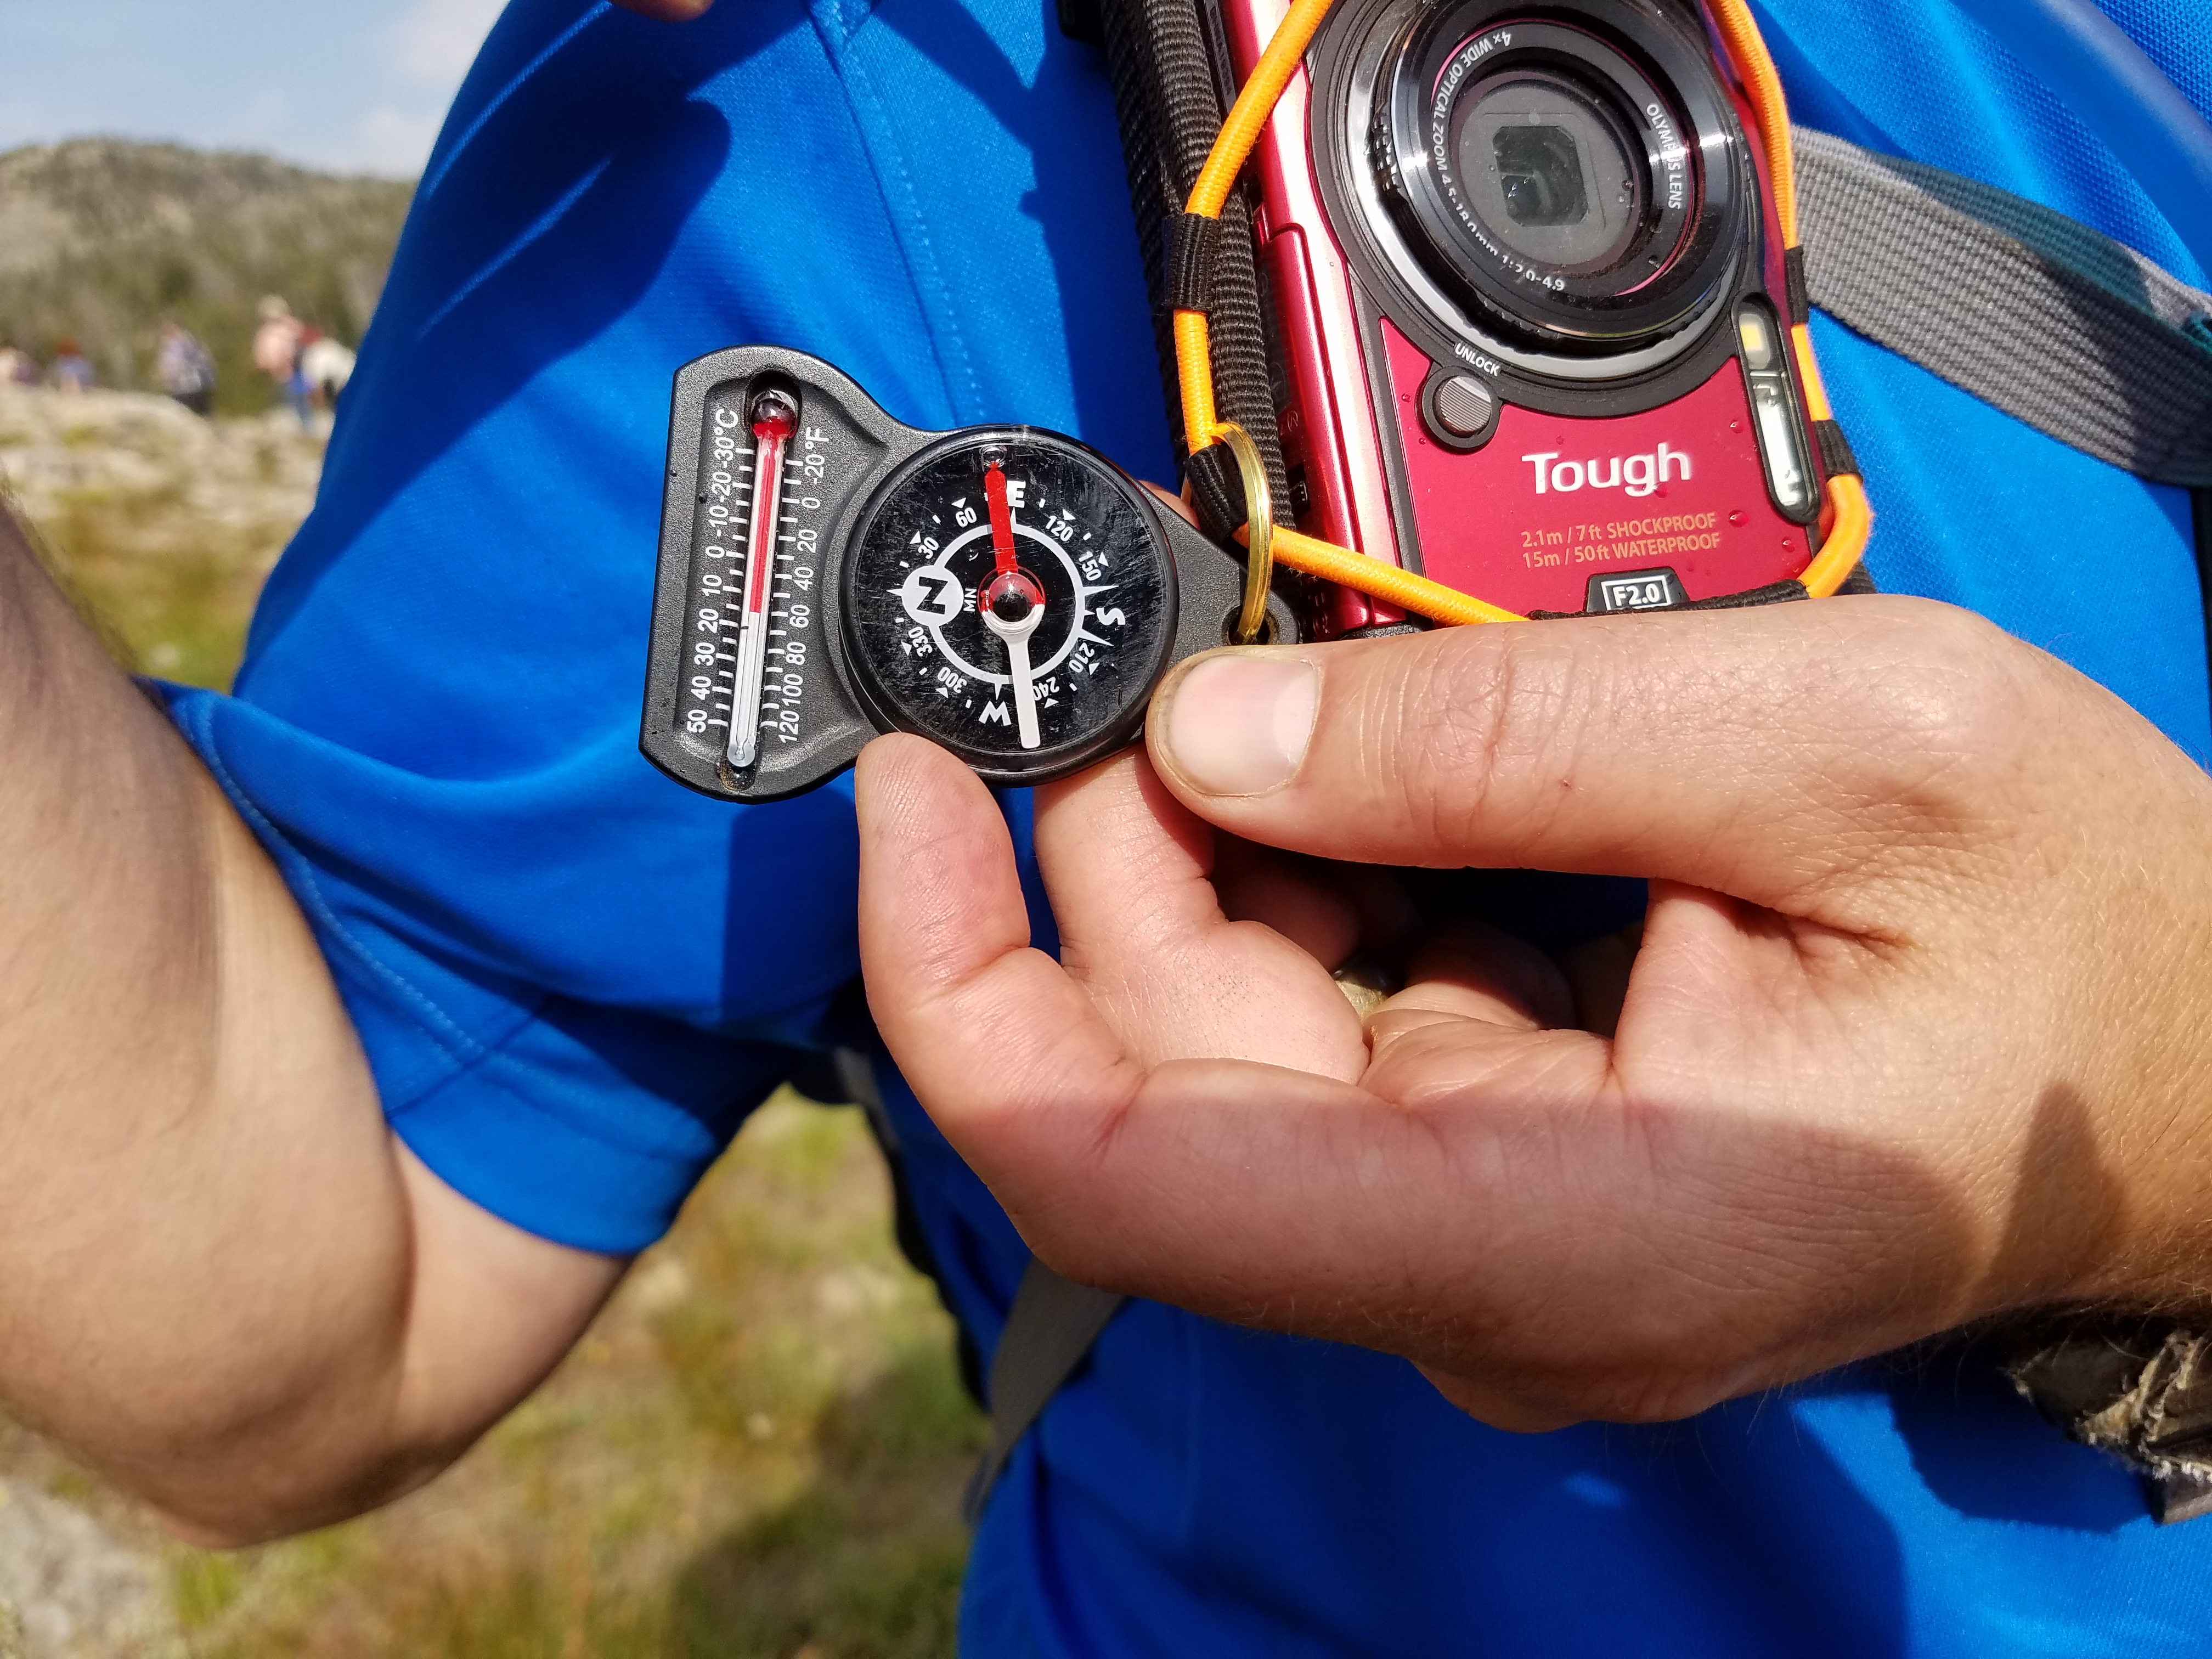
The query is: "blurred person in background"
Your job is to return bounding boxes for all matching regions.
[0,342,34,387]
[300,330,355,413]
[49,338,92,394]
[251,295,308,426]
[157,321,217,417]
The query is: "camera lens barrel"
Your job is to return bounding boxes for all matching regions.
[1374,4,1746,354]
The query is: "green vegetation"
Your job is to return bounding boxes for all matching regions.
[0,387,321,687]
[0,140,412,416]
[174,1096,981,1658]
[16,473,278,687]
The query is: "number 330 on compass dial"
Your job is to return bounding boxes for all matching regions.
[640,346,1296,805]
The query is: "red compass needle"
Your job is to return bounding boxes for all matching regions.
[979,455,1042,617]
[984,458,1019,578]
[979,453,1046,752]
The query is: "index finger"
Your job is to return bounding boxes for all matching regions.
[854,736,1142,1212]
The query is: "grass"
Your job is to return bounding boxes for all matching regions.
[170,1094,983,1659]
[0,1096,983,1659]
[0,418,983,1654]
[24,479,276,686]
[0,391,315,688]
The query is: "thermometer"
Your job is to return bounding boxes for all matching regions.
[727,388,798,770]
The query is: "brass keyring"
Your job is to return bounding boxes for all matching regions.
[1207,421,1274,643]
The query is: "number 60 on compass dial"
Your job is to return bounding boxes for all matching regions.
[641,346,1298,804]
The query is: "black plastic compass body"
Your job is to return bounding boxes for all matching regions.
[641,346,1296,804]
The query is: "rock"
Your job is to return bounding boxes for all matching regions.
[0,386,322,547]
[629,1255,693,1316]
[0,1480,177,1658]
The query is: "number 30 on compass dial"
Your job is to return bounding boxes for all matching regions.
[640,346,1295,805]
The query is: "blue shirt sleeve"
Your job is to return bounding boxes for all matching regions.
[154,0,1161,1255]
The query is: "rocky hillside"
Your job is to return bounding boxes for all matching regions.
[0,140,412,415]
[0,385,325,687]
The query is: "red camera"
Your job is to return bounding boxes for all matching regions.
[1210,0,1832,630]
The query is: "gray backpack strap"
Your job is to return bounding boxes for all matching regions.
[1793,127,2212,487]
[833,1037,1128,1523]
[962,1259,1126,1523]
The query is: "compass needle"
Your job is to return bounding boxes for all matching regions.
[983,587,1046,751]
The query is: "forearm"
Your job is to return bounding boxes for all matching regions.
[0,509,612,1542]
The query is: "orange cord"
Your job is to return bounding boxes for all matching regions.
[1253,525,1527,625]
[1171,0,1871,624]
[1706,0,1797,245]
[1188,0,1339,222]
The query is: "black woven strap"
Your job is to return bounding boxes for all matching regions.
[1781,243,1812,326]
[1812,418,1860,479]
[1162,212,1223,313]
[1097,0,1289,540]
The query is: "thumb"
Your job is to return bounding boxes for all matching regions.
[1144,595,2032,919]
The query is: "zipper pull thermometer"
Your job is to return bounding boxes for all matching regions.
[729,387,798,771]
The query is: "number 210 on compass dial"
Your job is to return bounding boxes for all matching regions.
[640,346,1295,805]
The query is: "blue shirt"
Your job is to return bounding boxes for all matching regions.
[160,0,2212,1650]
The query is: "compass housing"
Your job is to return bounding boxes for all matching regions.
[840,427,1180,787]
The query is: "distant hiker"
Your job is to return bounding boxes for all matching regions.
[50,340,93,394]
[0,343,35,387]
[252,296,309,426]
[300,332,357,410]
[156,323,217,416]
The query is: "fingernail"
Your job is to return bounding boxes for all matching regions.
[1159,653,1318,795]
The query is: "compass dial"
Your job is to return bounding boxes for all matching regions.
[840,427,1178,783]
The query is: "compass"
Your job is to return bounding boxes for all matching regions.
[840,428,1176,783]
[641,346,1297,803]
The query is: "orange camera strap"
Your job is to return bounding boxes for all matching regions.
[1165,0,1873,631]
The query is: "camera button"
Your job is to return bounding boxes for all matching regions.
[1431,374,1496,440]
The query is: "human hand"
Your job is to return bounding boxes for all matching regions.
[855,597,2212,1430]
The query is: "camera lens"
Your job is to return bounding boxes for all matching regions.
[1452,71,1640,272]
[1496,128,1588,226]
[1365,5,1747,356]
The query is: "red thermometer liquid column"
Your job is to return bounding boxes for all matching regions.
[728,389,799,770]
